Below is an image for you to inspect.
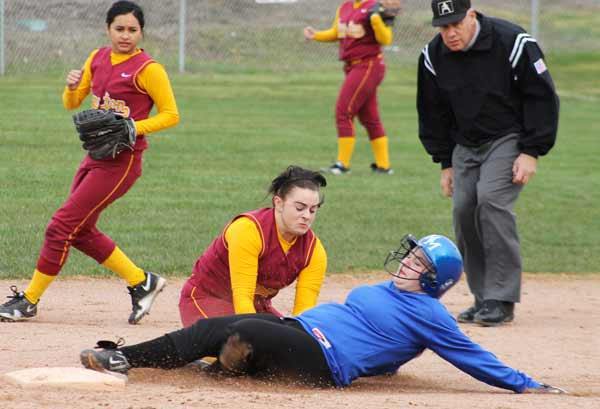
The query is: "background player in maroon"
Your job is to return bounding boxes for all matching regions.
[179,166,328,327]
[304,0,399,175]
[0,1,179,324]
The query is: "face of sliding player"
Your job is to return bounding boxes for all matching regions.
[385,234,463,298]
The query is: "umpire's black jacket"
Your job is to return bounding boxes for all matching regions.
[417,12,559,169]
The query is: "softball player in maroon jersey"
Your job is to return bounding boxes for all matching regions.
[0,1,179,324]
[304,0,398,175]
[179,166,328,328]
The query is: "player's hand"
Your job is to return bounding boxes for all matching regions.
[512,153,537,185]
[440,167,454,197]
[524,383,567,394]
[303,26,316,40]
[66,69,83,90]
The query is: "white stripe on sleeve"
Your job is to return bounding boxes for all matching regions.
[509,33,531,62]
[422,45,436,76]
[510,37,537,68]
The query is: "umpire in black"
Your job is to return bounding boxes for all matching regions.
[416,0,559,326]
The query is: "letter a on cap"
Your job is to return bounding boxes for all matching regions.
[439,0,454,16]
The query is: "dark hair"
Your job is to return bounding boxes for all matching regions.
[268,166,327,202]
[106,1,145,30]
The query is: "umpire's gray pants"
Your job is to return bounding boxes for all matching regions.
[452,133,523,303]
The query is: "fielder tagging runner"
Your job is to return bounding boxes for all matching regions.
[81,234,564,394]
[179,166,328,327]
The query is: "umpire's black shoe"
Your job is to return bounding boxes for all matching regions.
[474,300,515,327]
[456,300,483,324]
[127,272,166,325]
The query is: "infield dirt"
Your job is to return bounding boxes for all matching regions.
[1,273,598,409]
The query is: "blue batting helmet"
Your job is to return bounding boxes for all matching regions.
[384,234,463,298]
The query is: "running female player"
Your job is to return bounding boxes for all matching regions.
[0,1,179,325]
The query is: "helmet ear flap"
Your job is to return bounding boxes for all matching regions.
[420,268,437,290]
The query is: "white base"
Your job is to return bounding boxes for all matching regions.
[3,367,127,390]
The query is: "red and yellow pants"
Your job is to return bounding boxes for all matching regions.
[335,55,386,140]
[36,150,143,275]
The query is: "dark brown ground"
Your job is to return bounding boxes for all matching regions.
[1,273,598,409]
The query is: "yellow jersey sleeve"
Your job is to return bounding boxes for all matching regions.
[225,217,263,314]
[134,62,180,135]
[292,238,327,315]
[62,49,98,109]
[313,7,340,42]
[370,14,393,45]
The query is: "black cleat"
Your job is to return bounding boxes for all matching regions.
[127,272,166,324]
[370,163,394,175]
[80,339,130,374]
[321,161,351,175]
[0,286,38,322]
[80,348,131,374]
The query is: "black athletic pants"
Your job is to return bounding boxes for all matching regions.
[120,314,335,386]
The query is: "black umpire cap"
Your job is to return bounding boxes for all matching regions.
[431,0,471,27]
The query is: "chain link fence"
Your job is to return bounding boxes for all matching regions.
[1,0,599,75]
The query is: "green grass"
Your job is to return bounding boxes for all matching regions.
[0,54,599,279]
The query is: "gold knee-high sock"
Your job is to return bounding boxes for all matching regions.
[24,269,56,304]
[337,137,356,168]
[370,136,390,169]
[102,247,146,287]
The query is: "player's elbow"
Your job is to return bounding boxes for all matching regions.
[171,112,180,126]
[162,111,180,129]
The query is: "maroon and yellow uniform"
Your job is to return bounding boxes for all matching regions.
[27,47,179,295]
[37,48,178,276]
[0,3,180,325]
[89,47,155,150]
[179,208,327,327]
[312,0,394,172]
[338,0,383,61]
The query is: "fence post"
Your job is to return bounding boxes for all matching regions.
[1,0,5,76]
[531,0,539,39]
[179,0,186,73]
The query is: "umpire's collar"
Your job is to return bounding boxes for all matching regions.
[441,12,492,54]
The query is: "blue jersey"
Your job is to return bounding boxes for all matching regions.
[295,281,540,391]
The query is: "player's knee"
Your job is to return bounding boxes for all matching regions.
[335,105,353,120]
[218,333,253,375]
[44,218,70,241]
